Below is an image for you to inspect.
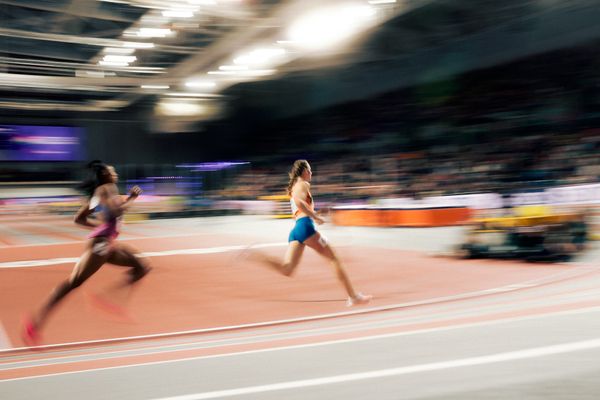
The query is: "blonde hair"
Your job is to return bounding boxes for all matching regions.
[287,159,309,196]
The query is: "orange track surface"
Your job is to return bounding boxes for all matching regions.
[0,233,576,348]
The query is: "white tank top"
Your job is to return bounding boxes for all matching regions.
[290,192,312,217]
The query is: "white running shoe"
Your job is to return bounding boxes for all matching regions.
[346,292,373,307]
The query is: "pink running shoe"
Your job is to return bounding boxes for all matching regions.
[21,316,41,347]
[346,292,373,307]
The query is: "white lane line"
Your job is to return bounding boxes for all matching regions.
[140,242,286,258]
[148,337,600,400]
[0,231,242,250]
[0,242,287,269]
[0,257,79,268]
[0,321,12,350]
[480,284,538,294]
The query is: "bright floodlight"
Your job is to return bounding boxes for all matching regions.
[137,28,173,38]
[103,47,136,55]
[165,92,222,98]
[123,41,155,49]
[185,80,217,89]
[103,55,137,63]
[219,65,248,71]
[288,4,376,51]
[233,48,286,66]
[157,100,204,116]
[188,0,217,5]
[99,60,129,67]
[162,10,195,18]
[207,69,276,76]
[141,85,170,89]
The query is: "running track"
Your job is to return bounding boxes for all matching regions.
[1,215,600,399]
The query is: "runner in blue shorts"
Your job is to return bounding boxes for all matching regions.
[255,159,372,307]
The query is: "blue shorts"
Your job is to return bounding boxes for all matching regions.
[288,217,316,243]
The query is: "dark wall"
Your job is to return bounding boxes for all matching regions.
[0,113,241,165]
[84,119,152,164]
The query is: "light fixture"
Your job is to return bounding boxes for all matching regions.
[233,48,286,66]
[207,69,276,76]
[185,80,217,89]
[99,61,129,67]
[137,28,173,38]
[166,92,222,98]
[188,0,217,5]
[162,10,195,18]
[123,42,155,49]
[287,5,376,50]
[103,47,136,55]
[157,100,205,116]
[218,65,248,71]
[141,85,170,89]
[102,55,137,63]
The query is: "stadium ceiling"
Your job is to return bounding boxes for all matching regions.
[0,0,585,119]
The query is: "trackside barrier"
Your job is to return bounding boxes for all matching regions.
[331,206,472,227]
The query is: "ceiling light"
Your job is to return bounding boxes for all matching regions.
[243,69,277,77]
[103,55,137,63]
[207,69,276,76]
[123,42,155,49]
[166,92,222,98]
[157,101,205,116]
[188,0,217,5]
[141,85,170,89]
[162,10,195,18]
[288,5,376,50]
[207,70,237,75]
[368,0,396,3]
[185,80,217,89]
[99,61,130,67]
[103,47,136,55]
[137,28,173,38]
[233,48,286,65]
[218,65,248,71]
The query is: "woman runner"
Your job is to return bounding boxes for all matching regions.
[23,161,151,345]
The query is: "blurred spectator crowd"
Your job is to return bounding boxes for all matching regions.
[220,42,600,202]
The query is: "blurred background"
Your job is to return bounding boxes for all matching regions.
[1,0,600,258]
[6,2,600,398]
